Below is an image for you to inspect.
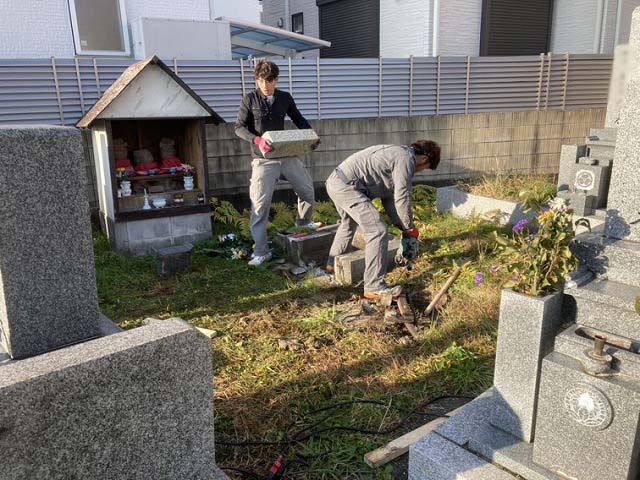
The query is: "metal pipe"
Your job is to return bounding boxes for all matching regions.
[284,0,290,30]
[594,335,607,357]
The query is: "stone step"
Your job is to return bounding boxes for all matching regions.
[469,423,562,480]
[409,432,516,480]
[589,127,617,143]
[565,277,640,339]
[572,232,640,286]
[273,225,338,265]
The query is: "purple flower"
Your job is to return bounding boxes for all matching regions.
[475,272,484,286]
[490,265,500,274]
[512,219,529,232]
[513,273,519,281]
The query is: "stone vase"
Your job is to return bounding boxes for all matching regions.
[183,175,194,191]
[491,288,564,443]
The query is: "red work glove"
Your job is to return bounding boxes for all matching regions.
[403,227,420,238]
[254,136,273,155]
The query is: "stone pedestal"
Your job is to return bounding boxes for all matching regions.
[0,126,100,359]
[492,290,563,442]
[153,242,193,276]
[533,351,640,480]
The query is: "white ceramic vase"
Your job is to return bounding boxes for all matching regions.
[183,175,194,191]
[120,180,132,197]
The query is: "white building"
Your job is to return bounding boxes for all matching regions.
[0,0,262,59]
[261,0,640,57]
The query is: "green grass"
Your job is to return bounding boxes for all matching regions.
[458,173,557,204]
[94,202,511,479]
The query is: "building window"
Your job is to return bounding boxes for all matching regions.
[68,0,130,56]
[292,13,304,34]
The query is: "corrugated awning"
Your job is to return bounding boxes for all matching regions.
[217,17,331,59]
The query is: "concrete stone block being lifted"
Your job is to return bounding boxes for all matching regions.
[334,239,400,285]
[0,126,101,359]
[0,318,225,480]
[262,129,319,159]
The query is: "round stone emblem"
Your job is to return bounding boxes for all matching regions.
[575,169,596,191]
[563,383,612,430]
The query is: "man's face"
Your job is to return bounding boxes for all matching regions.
[257,77,278,96]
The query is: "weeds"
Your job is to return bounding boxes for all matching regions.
[458,174,557,204]
[94,194,509,479]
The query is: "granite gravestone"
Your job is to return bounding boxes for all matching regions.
[0,126,100,359]
[0,126,228,480]
[605,11,640,242]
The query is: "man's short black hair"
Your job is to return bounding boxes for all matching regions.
[254,60,280,81]
[411,140,441,170]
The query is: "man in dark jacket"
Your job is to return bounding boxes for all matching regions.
[235,60,319,266]
[325,141,440,299]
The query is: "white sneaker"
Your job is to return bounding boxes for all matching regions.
[248,252,272,266]
[297,221,323,230]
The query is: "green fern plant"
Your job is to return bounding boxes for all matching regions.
[270,202,296,231]
[313,201,340,224]
[210,197,251,239]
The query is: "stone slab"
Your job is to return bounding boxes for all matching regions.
[262,129,319,159]
[566,278,640,339]
[533,351,640,480]
[274,225,338,265]
[587,143,616,159]
[434,387,499,446]
[436,186,538,226]
[492,289,564,443]
[334,238,400,285]
[408,432,516,480]
[0,318,220,480]
[469,423,561,480]
[605,9,640,242]
[572,232,640,286]
[0,126,100,359]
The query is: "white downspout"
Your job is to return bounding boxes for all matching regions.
[614,0,624,46]
[284,0,290,30]
[432,0,439,56]
[594,0,605,53]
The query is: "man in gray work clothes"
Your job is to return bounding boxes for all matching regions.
[325,141,440,299]
[235,60,320,266]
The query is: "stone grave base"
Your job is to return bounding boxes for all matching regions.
[0,318,228,480]
[274,225,338,265]
[334,238,401,285]
[409,388,560,480]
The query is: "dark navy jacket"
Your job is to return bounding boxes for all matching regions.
[234,88,311,157]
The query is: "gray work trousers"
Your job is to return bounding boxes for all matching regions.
[250,157,315,256]
[326,171,388,292]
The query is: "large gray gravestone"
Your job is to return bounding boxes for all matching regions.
[0,126,228,479]
[0,126,100,359]
[605,44,636,128]
[606,10,640,242]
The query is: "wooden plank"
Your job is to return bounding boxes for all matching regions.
[364,404,466,468]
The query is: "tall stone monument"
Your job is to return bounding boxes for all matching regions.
[0,126,228,479]
[0,127,100,358]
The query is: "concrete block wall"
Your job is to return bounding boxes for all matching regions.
[203,107,606,196]
[82,108,605,207]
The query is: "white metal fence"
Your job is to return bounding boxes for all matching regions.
[0,53,612,126]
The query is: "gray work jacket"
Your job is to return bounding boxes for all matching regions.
[337,144,416,230]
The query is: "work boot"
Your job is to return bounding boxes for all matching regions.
[363,285,403,300]
[248,252,272,267]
